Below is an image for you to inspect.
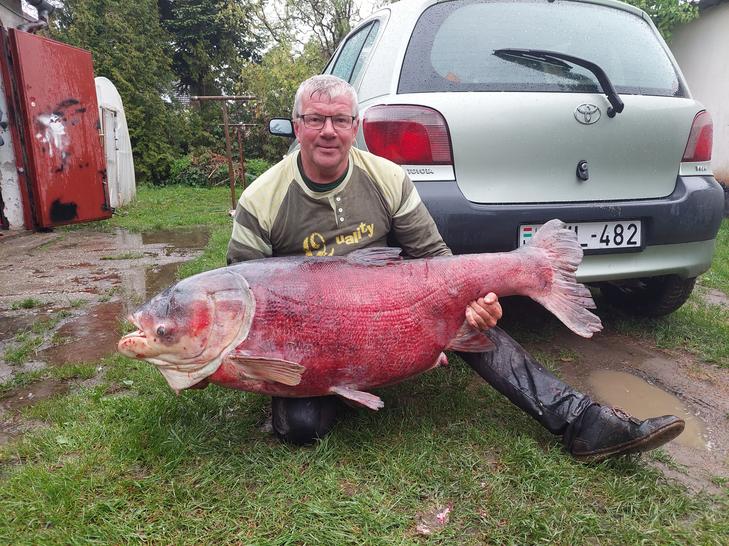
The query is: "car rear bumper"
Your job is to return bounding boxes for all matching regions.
[416,175,724,281]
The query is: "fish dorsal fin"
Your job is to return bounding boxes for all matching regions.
[346,247,403,266]
[446,322,496,352]
[228,353,305,386]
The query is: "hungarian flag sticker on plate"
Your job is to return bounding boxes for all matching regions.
[519,221,642,250]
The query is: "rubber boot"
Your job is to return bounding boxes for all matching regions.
[271,396,340,446]
[459,327,685,461]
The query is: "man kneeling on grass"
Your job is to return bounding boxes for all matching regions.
[227,74,685,461]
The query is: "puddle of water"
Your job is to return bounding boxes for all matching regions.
[586,369,708,450]
[37,302,125,366]
[0,312,45,342]
[144,262,183,299]
[0,378,69,412]
[142,227,210,255]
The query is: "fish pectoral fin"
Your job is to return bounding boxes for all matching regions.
[330,386,384,411]
[446,321,496,352]
[228,354,305,386]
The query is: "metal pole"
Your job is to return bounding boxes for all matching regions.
[237,127,247,190]
[220,102,237,211]
[190,96,256,211]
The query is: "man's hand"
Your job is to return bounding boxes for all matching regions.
[466,292,502,331]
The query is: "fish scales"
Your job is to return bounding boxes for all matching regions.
[118,220,602,409]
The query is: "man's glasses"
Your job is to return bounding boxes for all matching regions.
[297,114,356,130]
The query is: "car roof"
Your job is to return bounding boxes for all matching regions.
[370,0,648,20]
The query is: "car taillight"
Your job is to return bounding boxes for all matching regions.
[362,105,453,165]
[682,110,713,162]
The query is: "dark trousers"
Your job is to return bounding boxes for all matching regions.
[458,326,592,435]
[271,326,593,444]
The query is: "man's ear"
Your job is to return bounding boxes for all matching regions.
[293,119,301,140]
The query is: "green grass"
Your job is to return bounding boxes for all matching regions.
[701,219,729,295]
[1,357,727,544]
[3,332,44,365]
[2,310,72,366]
[610,297,729,367]
[96,185,234,233]
[9,298,43,310]
[1,189,727,544]
[0,369,47,397]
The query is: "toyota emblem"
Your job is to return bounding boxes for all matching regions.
[574,104,601,125]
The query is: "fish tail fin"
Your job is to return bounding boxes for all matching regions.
[527,219,603,337]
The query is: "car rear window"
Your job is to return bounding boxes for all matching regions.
[399,0,684,97]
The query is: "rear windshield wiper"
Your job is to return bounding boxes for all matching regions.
[493,48,625,117]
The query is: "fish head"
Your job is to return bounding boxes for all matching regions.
[118,269,255,391]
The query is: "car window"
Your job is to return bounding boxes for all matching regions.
[399,0,684,97]
[329,21,380,84]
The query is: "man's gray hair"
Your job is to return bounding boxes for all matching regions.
[292,75,359,119]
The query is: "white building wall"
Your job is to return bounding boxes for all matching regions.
[0,1,34,228]
[0,73,23,229]
[671,3,729,186]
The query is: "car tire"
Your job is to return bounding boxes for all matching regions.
[599,275,696,317]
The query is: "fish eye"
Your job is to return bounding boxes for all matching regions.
[156,325,166,337]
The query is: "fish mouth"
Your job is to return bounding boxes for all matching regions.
[120,314,143,340]
[117,314,151,357]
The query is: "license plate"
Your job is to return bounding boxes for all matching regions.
[519,221,642,250]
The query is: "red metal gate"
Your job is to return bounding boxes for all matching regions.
[3,29,110,229]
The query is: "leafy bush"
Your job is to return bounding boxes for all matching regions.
[166,151,271,187]
[244,158,272,183]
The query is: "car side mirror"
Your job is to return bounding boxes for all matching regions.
[269,118,295,138]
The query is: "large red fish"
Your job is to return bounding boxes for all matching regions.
[118,220,601,409]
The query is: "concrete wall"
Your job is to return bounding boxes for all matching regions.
[671,2,729,187]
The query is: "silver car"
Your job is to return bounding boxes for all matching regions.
[273,0,725,316]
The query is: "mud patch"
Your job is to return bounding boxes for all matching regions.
[585,369,707,449]
[0,226,210,446]
[0,227,209,308]
[1,378,69,412]
[528,328,729,493]
[700,288,729,310]
[0,311,45,343]
[144,261,185,298]
[37,302,125,365]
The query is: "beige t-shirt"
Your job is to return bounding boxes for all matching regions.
[227,147,450,263]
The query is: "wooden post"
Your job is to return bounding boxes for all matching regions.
[237,127,247,189]
[190,95,256,212]
[220,102,236,211]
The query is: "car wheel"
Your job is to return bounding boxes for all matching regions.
[599,275,696,317]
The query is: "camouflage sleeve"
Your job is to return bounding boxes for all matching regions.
[226,200,273,264]
[391,175,452,258]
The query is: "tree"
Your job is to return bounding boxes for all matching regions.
[622,0,698,40]
[254,0,359,60]
[51,0,181,184]
[237,41,325,162]
[158,0,262,97]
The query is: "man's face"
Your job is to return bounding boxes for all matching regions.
[294,92,359,183]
